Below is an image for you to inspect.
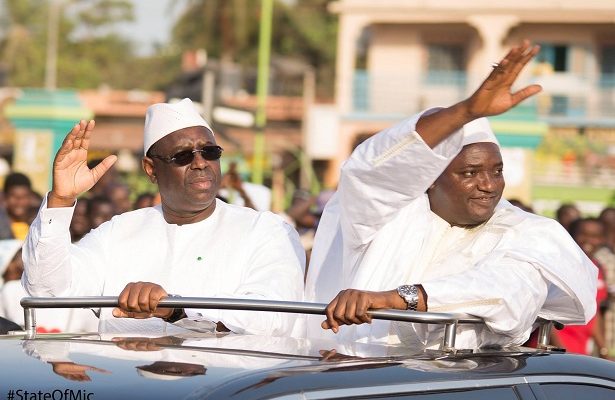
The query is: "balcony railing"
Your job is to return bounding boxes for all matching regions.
[350,70,615,124]
[424,70,467,86]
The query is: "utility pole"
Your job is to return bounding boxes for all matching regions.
[45,0,61,90]
[252,0,273,184]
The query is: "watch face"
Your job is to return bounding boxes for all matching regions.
[398,285,419,310]
[400,285,418,296]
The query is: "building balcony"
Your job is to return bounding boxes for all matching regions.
[349,70,615,127]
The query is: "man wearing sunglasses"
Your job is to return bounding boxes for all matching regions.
[21,98,305,336]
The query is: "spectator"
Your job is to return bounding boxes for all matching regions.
[133,192,155,210]
[597,206,615,354]
[553,218,610,359]
[555,203,581,231]
[70,198,90,243]
[508,198,534,213]
[3,172,34,240]
[0,241,98,333]
[218,162,257,210]
[599,207,615,250]
[105,183,131,215]
[87,195,114,229]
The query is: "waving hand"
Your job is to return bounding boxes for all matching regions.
[463,40,542,118]
[48,120,117,208]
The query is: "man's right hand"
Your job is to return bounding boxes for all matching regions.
[48,120,117,208]
[112,281,175,320]
[461,40,542,120]
[416,40,542,148]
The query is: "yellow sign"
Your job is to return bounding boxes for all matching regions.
[13,130,54,195]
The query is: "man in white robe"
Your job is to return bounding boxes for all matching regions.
[22,98,305,336]
[305,41,597,349]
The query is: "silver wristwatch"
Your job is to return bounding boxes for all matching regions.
[397,285,419,311]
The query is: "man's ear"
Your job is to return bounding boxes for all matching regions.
[142,157,157,184]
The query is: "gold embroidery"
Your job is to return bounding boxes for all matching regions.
[371,134,417,167]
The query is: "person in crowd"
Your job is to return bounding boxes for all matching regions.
[86,158,119,199]
[69,198,90,243]
[555,203,581,231]
[0,239,98,332]
[305,41,597,349]
[507,198,534,213]
[596,206,615,355]
[553,218,610,359]
[105,182,131,215]
[0,207,13,240]
[133,192,156,210]
[284,189,335,269]
[599,207,615,250]
[22,98,305,336]
[3,172,34,240]
[87,195,114,229]
[218,162,256,210]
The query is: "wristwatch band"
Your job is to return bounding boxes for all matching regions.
[397,285,419,311]
[163,294,185,323]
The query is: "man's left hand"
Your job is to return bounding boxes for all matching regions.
[112,282,174,320]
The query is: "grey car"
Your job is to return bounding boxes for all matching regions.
[0,297,613,400]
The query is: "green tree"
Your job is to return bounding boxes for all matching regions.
[0,0,137,89]
[171,0,337,97]
[0,0,49,86]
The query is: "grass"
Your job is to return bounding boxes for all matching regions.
[533,185,614,203]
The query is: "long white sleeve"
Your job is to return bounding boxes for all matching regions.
[337,112,464,251]
[22,196,106,297]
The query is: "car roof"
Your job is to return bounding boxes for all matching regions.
[5,296,615,399]
[2,331,614,400]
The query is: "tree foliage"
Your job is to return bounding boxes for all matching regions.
[0,0,339,94]
[171,0,338,97]
[0,0,138,89]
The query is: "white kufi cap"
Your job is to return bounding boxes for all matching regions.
[143,98,213,154]
[461,117,499,147]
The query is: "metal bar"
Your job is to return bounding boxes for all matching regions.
[442,322,457,350]
[20,296,484,334]
[23,307,36,338]
[537,320,553,348]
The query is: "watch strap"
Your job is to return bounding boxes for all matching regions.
[397,285,419,311]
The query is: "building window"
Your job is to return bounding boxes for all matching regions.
[537,44,569,72]
[428,44,464,72]
[426,44,466,85]
[600,46,615,87]
[600,45,615,73]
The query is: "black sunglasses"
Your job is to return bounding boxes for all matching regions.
[149,146,223,166]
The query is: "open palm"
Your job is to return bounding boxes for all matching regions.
[51,120,117,206]
[465,40,542,118]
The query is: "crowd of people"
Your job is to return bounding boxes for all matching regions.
[0,41,611,362]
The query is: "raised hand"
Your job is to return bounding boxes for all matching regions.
[463,40,542,119]
[49,120,117,208]
[416,40,543,148]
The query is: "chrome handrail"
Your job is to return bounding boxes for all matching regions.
[20,296,555,351]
